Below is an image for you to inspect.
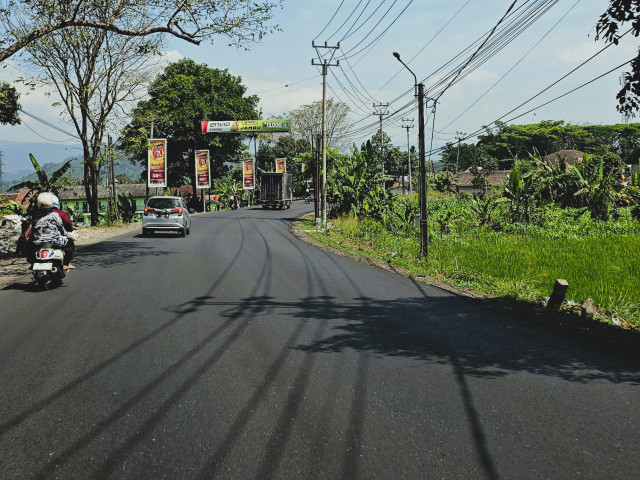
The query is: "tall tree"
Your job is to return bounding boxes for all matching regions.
[0,0,282,63]
[120,59,259,208]
[0,81,19,124]
[287,99,351,150]
[24,23,161,225]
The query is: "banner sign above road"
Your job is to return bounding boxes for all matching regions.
[201,119,290,134]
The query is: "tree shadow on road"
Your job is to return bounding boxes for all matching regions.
[74,240,179,268]
[287,294,640,384]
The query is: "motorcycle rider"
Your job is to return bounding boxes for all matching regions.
[30,192,76,270]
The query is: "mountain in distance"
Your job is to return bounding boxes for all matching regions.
[0,140,83,184]
[0,140,143,191]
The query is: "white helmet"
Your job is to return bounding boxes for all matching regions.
[37,192,59,209]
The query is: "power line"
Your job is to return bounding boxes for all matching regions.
[18,109,78,140]
[441,0,582,131]
[428,58,634,157]
[314,0,347,42]
[326,0,370,43]
[253,75,321,95]
[377,0,473,92]
[337,0,414,61]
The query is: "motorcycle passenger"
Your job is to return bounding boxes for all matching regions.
[229,194,239,210]
[31,192,76,270]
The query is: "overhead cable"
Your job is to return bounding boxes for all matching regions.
[314,0,347,42]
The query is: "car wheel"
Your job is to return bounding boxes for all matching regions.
[142,228,149,237]
[180,228,186,237]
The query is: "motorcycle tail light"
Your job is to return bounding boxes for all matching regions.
[40,250,49,258]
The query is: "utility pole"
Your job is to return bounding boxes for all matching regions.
[417,83,428,258]
[312,41,339,232]
[455,131,466,173]
[393,51,428,258]
[401,118,414,194]
[373,103,389,177]
[315,134,321,219]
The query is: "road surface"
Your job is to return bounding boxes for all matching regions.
[1,201,639,479]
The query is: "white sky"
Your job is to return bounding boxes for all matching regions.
[0,0,636,160]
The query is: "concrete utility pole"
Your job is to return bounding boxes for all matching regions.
[373,103,389,176]
[393,51,428,259]
[455,131,466,173]
[401,118,414,194]
[312,41,339,233]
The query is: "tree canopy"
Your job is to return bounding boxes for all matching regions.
[120,59,259,204]
[287,99,351,150]
[440,121,640,171]
[0,81,19,124]
[0,0,282,63]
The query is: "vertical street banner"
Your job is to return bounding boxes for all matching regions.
[195,149,211,189]
[275,158,286,174]
[148,139,167,187]
[243,157,255,190]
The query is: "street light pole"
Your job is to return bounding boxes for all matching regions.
[394,52,428,259]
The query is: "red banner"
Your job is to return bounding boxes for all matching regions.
[148,139,167,187]
[195,150,211,189]
[243,158,255,190]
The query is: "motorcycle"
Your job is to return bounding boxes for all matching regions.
[229,196,239,210]
[31,246,67,290]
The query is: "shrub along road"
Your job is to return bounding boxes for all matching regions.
[0,201,639,479]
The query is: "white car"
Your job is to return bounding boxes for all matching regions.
[142,196,191,237]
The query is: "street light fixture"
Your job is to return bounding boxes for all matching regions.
[393,51,428,259]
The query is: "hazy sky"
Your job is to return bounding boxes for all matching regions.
[0,0,636,158]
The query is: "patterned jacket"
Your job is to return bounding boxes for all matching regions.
[32,210,69,247]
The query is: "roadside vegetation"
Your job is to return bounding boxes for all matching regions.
[304,139,640,329]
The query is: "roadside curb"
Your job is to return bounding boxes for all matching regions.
[287,213,640,353]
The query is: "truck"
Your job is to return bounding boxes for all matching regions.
[259,172,293,209]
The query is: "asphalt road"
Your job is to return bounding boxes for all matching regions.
[1,201,639,479]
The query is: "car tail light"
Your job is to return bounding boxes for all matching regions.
[171,207,183,216]
[144,207,155,216]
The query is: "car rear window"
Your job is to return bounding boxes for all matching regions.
[147,198,182,209]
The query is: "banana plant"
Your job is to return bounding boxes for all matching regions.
[9,153,72,202]
[328,141,384,217]
[470,194,504,227]
[118,193,138,222]
[572,153,628,220]
[502,167,538,223]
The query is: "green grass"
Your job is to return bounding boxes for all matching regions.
[304,214,640,328]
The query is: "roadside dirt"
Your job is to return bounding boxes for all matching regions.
[0,222,141,290]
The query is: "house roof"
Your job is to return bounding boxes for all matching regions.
[57,183,148,200]
[452,170,511,187]
[545,149,584,166]
[0,188,32,208]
